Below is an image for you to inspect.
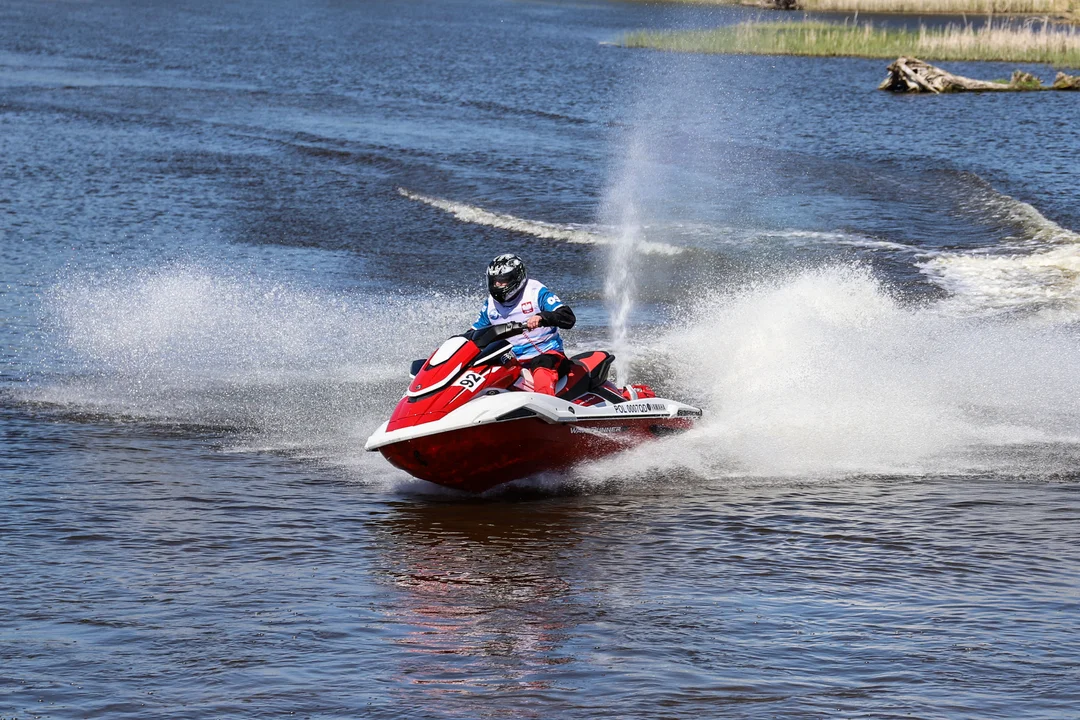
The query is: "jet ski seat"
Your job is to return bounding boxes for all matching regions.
[570,351,615,390]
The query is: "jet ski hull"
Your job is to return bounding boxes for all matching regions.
[377,415,693,493]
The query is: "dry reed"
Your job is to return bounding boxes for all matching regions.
[799,0,1075,15]
[621,19,1080,66]
[803,0,1071,13]
[640,0,1079,18]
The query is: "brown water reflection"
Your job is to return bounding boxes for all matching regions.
[370,499,601,704]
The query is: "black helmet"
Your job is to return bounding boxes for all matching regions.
[487,254,527,304]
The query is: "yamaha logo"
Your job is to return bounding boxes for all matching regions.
[614,402,667,414]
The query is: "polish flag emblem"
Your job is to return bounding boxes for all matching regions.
[521,302,534,314]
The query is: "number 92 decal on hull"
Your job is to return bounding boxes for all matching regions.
[454,371,485,390]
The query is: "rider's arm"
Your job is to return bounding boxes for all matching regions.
[536,287,576,329]
[471,305,492,330]
[539,305,575,329]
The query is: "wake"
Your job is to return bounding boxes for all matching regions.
[397,188,682,255]
[578,265,1080,483]
[920,183,1080,319]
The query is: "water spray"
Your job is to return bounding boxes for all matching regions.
[602,137,648,386]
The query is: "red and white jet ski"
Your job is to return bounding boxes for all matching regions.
[365,322,702,492]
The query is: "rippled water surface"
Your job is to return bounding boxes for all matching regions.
[3,0,1080,717]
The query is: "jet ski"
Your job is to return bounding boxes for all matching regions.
[365,321,702,493]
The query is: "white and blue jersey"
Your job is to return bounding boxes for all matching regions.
[472,278,566,360]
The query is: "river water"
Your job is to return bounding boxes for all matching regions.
[2,0,1079,717]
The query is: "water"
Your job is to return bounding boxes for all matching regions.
[3,0,1080,717]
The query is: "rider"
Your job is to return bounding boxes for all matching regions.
[472,253,576,395]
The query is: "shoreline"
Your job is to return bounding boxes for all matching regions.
[619,20,1080,66]
[618,0,1079,22]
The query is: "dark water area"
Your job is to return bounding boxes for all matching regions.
[3,0,1080,717]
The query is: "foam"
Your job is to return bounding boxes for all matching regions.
[397,188,682,256]
[22,264,476,486]
[576,265,1080,483]
[920,188,1080,319]
[922,245,1080,320]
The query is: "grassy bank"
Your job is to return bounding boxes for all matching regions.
[621,21,1080,66]
[631,0,1079,19]
[800,0,1072,13]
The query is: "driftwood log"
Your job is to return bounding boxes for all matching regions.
[1054,71,1080,90]
[880,57,1080,93]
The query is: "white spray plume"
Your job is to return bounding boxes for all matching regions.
[25,264,478,487]
[601,135,651,386]
[578,264,1080,484]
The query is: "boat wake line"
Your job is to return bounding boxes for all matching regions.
[401,183,1080,321]
[397,188,682,256]
[919,184,1080,319]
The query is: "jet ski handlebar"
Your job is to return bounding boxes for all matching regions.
[465,321,527,348]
